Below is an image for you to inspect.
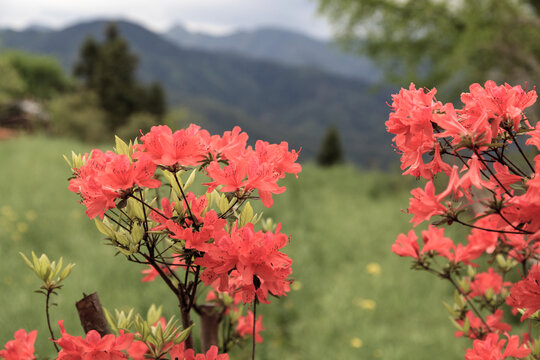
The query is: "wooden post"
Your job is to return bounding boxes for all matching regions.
[75,292,111,336]
[199,304,221,353]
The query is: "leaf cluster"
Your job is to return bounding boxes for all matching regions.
[317,0,540,98]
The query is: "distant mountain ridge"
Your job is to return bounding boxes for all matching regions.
[0,19,395,166]
[163,24,381,84]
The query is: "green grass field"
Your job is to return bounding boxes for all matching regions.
[0,136,468,359]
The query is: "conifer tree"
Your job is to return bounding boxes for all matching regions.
[317,125,344,166]
[73,23,165,130]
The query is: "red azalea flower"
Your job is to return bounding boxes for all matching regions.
[236,311,264,343]
[469,268,511,298]
[0,329,37,360]
[196,223,292,304]
[455,310,511,339]
[56,320,133,359]
[385,83,442,179]
[391,230,419,259]
[408,181,448,226]
[133,124,210,167]
[420,225,455,259]
[507,264,540,321]
[204,161,248,193]
[170,343,229,360]
[461,81,536,136]
[465,333,530,360]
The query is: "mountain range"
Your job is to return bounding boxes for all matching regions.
[0,20,395,166]
[163,24,381,84]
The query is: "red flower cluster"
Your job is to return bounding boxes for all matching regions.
[507,265,540,321]
[0,329,37,360]
[386,83,445,179]
[391,82,540,265]
[455,310,511,339]
[68,150,160,219]
[388,81,540,358]
[204,140,301,207]
[387,81,537,180]
[67,124,299,358]
[168,344,229,360]
[69,125,301,218]
[469,268,511,299]
[236,311,264,343]
[56,320,133,360]
[196,223,292,304]
[391,225,479,265]
[465,333,530,360]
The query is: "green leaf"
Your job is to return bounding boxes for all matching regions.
[462,317,470,334]
[442,301,458,317]
[184,169,197,190]
[218,194,231,214]
[453,290,465,309]
[239,202,254,227]
[496,254,506,269]
[131,222,144,245]
[115,135,130,157]
[94,219,116,238]
[104,308,120,334]
[162,170,184,196]
[174,324,194,344]
[58,264,74,282]
[63,154,73,169]
[147,304,162,325]
[448,316,463,332]
[19,252,34,270]
[126,198,145,220]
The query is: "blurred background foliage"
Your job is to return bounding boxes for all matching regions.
[317,0,540,99]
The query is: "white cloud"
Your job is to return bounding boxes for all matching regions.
[0,0,332,38]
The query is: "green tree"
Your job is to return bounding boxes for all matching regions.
[138,82,167,119]
[317,125,344,166]
[316,0,540,96]
[48,91,109,143]
[73,23,166,129]
[4,51,69,99]
[0,56,25,106]
[73,37,100,89]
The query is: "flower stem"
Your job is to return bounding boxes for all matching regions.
[45,288,60,352]
[252,299,257,360]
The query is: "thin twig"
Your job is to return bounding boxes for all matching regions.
[128,193,169,220]
[45,288,60,352]
[508,130,535,173]
[447,276,493,335]
[451,216,531,235]
[173,172,199,228]
[474,149,512,197]
[252,299,257,360]
[104,213,130,232]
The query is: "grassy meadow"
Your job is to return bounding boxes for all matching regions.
[0,136,468,359]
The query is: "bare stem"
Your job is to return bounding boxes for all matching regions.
[451,215,531,235]
[252,299,257,360]
[45,288,60,352]
[508,130,535,173]
[128,193,170,220]
[474,149,512,197]
[446,276,492,335]
[173,172,199,228]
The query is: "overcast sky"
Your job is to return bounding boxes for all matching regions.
[0,0,333,39]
